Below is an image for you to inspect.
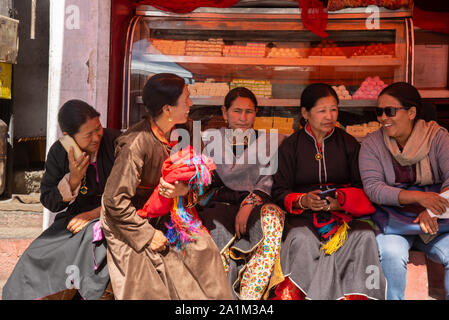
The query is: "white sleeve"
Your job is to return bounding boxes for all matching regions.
[57,173,81,203]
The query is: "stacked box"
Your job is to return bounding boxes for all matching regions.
[223,43,266,57]
[230,79,272,98]
[188,81,229,96]
[185,39,224,57]
[150,39,186,55]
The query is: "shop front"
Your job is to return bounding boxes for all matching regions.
[108,0,448,138]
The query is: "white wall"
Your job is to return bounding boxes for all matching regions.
[44,0,112,229]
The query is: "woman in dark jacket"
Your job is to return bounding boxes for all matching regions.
[271,83,386,300]
[2,100,120,300]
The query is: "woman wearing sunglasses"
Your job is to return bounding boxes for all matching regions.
[359,82,449,300]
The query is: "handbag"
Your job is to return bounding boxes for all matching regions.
[372,184,449,235]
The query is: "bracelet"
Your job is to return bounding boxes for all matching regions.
[298,193,308,210]
[240,192,263,209]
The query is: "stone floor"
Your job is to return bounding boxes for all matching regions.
[0,194,43,299]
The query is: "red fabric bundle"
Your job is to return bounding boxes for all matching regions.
[336,187,376,217]
[137,146,216,218]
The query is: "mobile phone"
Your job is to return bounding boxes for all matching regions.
[319,188,336,200]
[59,135,83,160]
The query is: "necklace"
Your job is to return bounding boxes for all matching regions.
[80,176,88,195]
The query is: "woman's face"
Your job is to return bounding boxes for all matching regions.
[72,116,103,154]
[377,94,415,144]
[168,85,193,124]
[221,96,257,131]
[302,95,338,137]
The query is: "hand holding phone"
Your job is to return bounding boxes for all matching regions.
[59,135,83,160]
[59,135,89,191]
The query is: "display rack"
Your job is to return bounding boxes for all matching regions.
[123,5,413,137]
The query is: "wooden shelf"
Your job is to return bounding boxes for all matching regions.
[142,54,402,67]
[135,95,377,108]
[419,89,449,99]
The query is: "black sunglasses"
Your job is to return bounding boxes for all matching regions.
[375,106,407,117]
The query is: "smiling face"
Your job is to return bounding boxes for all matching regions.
[377,93,416,146]
[221,96,257,131]
[167,85,193,124]
[302,95,338,138]
[72,116,103,155]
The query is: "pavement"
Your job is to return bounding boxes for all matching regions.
[0,193,43,299]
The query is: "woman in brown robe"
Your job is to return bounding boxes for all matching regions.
[101,73,232,300]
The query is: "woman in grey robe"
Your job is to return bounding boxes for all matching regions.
[198,87,286,300]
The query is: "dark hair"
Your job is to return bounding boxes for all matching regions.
[300,83,339,111]
[378,82,422,119]
[58,99,100,136]
[142,73,186,119]
[223,87,258,110]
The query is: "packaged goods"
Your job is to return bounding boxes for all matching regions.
[188,80,229,96]
[230,79,272,98]
[150,39,186,55]
[332,85,352,100]
[352,76,388,100]
[267,47,302,58]
[223,43,266,57]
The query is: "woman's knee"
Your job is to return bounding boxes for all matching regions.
[376,235,410,267]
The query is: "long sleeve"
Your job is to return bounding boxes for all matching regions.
[432,129,449,191]
[359,132,402,206]
[101,137,156,252]
[271,133,303,213]
[40,142,72,213]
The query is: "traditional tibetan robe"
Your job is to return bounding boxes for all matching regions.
[101,118,232,300]
[271,124,387,300]
[2,128,120,300]
[197,128,286,300]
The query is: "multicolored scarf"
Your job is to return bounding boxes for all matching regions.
[137,146,216,251]
[313,187,376,255]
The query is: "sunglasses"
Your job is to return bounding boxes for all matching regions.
[375,106,407,117]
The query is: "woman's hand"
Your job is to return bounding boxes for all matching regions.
[326,193,341,211]
[235,205,253,239]
[413,210,439,235]
[158,177,188,199]
[149,229,169,252]
[67,207,100,234]
[300,190,329,211]
[68,147,90,192]
[415,191,449,216]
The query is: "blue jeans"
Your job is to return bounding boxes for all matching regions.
[376,232,449,300]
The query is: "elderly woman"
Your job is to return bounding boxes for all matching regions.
[198,87,285,300]
[3,100,120,300]
[359,82,449,300]
[271,83,386,300]
[101,73,232,300]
